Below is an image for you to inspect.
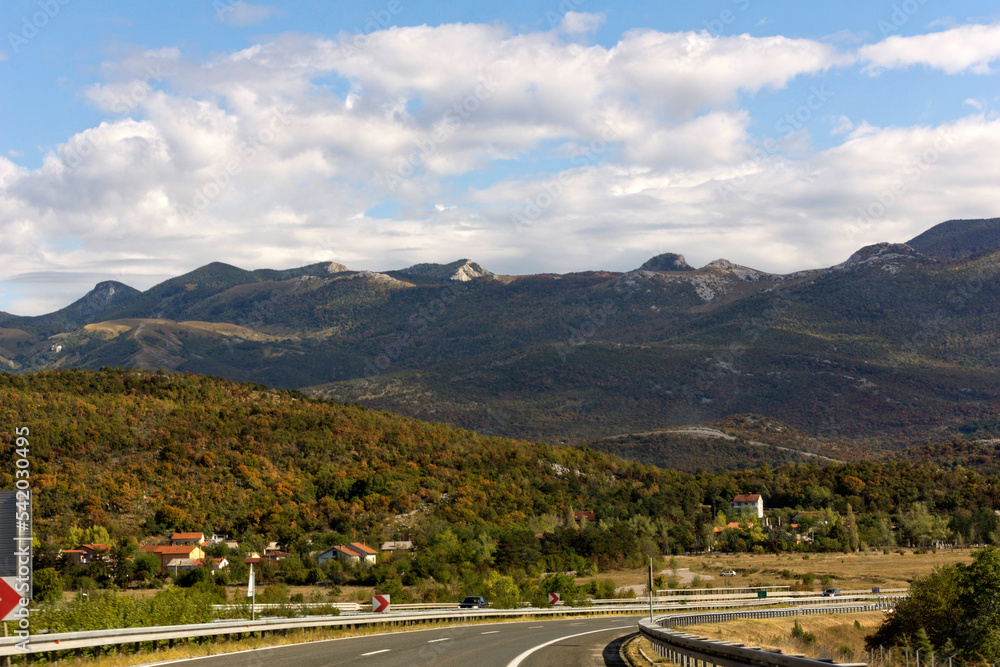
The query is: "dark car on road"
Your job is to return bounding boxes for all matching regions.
[459,596,488,609]
[822,588,840,597]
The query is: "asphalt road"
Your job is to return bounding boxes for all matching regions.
[149,616,642,667]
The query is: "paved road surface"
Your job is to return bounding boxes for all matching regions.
[147,616,642,667]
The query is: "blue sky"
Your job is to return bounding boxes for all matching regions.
[2,0,1000,314]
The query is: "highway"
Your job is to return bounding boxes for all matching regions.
[152,616,642,667]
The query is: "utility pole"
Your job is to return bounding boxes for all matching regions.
[648,557,654,622]
[248,562,256,621]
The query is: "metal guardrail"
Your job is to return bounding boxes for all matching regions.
[639,601,901,667]
[0,604,654,659]
[0,594,906,660]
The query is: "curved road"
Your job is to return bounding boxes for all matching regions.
[148,616,641,667]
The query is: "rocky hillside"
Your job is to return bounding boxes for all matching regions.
[3,218,1000,458]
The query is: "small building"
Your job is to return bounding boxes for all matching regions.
[62,544,111,565]
[573,510,596,523]
[210,557,229,572]
[713,521,754,533]
[317,543,378,566]
[165,558,203,574]
[141,545,206,573]
[171,532,205,545]
[347,542,378,564]
[731,494,764,519]
[61,549,88,565]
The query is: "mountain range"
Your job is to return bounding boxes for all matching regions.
[3,217,1000,467]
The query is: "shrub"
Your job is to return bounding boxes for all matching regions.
[791,620,817,644]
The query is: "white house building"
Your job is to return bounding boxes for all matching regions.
[731,493,764,519]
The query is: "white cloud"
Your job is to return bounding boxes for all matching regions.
[217,2,278,27]
[830,115,855,135]
[558,11,605,35]
[860,23,1000,74]
[5,22,997,315]
[964,98,985,111]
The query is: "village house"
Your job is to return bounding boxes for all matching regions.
[731,494,764,519]
[317,543,378,566]
[61,543,112,565]
[170,532,205,545]
[713,521,754,533]
[141,544,206,574]
[164,558,202,575]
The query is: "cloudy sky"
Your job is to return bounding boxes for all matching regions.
[1,0,999,315]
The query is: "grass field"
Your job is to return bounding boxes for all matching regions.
[598,547,975,593]
[677,612,887,662]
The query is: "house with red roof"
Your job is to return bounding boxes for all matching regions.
[731,494,764,518]
[171,532,205,545]
[62,544,111,565]
[317,542,378,566]
[141,544,206,573]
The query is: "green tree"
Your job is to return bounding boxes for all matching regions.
[33,568,64,603]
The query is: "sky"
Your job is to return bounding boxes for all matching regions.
[1,0,999,315]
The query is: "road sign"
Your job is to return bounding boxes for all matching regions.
[547,592,560,605]
[0,576,24,622]
[372,594,390,613]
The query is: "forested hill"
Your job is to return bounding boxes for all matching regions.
[0,369,694,544]
[5,369,1000,557]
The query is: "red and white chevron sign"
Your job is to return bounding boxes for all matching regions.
[547,592,560,605]
[372,594,390,613]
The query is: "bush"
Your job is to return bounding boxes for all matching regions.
[33,568,64,603]
[791,620,817,644]
[32,588,218,632]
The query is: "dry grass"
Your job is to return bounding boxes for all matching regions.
[625,636,671,665]
[599,548,974,592]
[680,612,886,662]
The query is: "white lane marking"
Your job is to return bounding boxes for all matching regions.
[361,649,391,656]
[506,625,633,667]
[481,631,500,634]
[428,637,452,643]
[529,626,544,628]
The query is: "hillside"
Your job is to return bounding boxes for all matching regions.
[2,218,1000,459]
[906,217,1000,259]
[0,369,693,545]
[5,370,1000,564]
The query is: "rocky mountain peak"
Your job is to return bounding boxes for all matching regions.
[324,262,349,274]
[398,259,493,282]
[639,253,694,272]
[839,242,928,269]
[702,259,775,281]
[83,281,135,307]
